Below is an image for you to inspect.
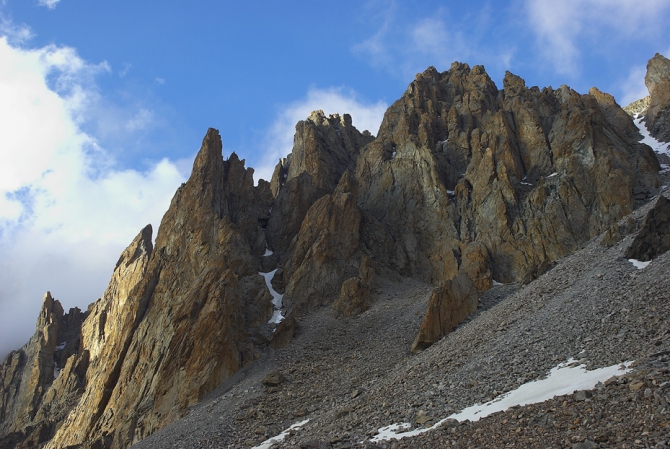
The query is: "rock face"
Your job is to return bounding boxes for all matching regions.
[357,64,658,289]
[266,111,373,257]
[281,171,363,314]
[645,53,670,141]
[0,292,86,447]
[47,130,276,449]
[625,195,670,261]
[0,61,664,448]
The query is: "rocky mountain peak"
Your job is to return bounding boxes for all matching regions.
[645,52,670,141]
[502,70,527,94]
[265,109,373,258]
[190,127,224,178]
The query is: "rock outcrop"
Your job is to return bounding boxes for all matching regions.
[625,195,670,261]
[266,111,373,257]
[645,53,670,142]
[357,64,659,290]
[46,130,277,449]
[411,272,479,353]
[0,293,86,447]
[351,63,659,348]
[332,255,375,317]
[281,171,363,314]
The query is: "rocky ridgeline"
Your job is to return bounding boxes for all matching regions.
[1,54,668,448]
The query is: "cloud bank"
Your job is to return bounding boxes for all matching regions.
[0,37,185,358]
[38,0,61,9]
[524,0,670,77]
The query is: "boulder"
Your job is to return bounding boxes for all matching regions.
[411,272,479,353]
[625,195,670,261]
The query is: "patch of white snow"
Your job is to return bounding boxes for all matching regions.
[391,151,396,159]
[547,172,558,178]
[370,358,632,443]
[55,342,66,350]
[260,269,284,324]
[492,280,504,286]
[634,117,670,157]
[521,182,533,186]
[252,419,310,449]
[628,259,651,270]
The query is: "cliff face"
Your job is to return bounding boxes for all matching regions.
[272,63,659,346]
[0,292,87,447]
[645,53,670,142]
[48,130,276,448]
[356,64,658,288]
[0,59,664,448]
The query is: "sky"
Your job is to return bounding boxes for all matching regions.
[0,0,669,358]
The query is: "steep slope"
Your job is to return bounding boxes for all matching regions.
[274,62,659,349]
[130,187,670,449]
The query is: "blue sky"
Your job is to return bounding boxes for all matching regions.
[0,0,669,357]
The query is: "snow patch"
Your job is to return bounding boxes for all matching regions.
[53,365,61,379]
[521,182,533,186]
[492,280,504,286]
[628,259,651,270]
[634,116,670,157]
[391,151,396,159]
[260,269,284,324]
[446,190,455,196]
[55,341,66,350]
[370,358,632,443]
[547,172,558,178]
[252,419,310,449]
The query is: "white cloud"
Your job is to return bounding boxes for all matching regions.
[352,4,509,81]
[524,0,670,76]
[38,0,60,9]
[253,87,388,183]
[119,62,132,78]
[0,16,33,45]
[125,107,155,131]
[351,1,396,69]
[0,37,185,358]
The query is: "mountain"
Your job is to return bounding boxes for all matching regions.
[1,54,668,448]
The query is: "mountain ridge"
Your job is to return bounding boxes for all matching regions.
[2,54,670,448]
